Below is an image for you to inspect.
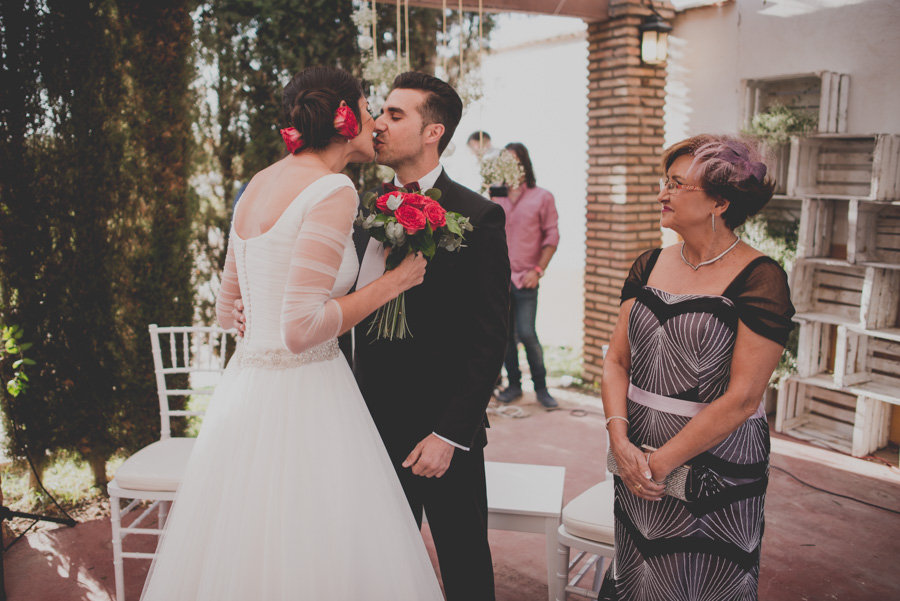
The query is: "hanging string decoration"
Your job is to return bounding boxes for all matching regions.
[351,0,486,112]
[352,2,401,113]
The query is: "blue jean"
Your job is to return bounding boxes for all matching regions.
[504,284,547,391]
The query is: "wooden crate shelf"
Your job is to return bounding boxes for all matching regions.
[834,326,900,399]
[791,260,867,325]
[775,376,891,456]
[792,260,900,328]
[854,202,900,266]
[796,198,900,265]
[775,127,900,459]
[791,322,900,406]
[786,134,900,201]
[795,320,837,379]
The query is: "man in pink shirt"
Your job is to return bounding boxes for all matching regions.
[493,142,560,408]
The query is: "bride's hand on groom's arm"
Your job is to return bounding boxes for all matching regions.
[402,434,454,478]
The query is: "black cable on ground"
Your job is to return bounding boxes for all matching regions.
[2,395,78,551]
[770,464,900,516]
[2,516,38,553]
[568,407,605,419]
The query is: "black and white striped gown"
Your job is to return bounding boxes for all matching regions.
[600,248,794,601]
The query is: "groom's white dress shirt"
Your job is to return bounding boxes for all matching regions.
[357,164,470,451]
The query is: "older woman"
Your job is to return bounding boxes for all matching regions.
[600,135,795,600]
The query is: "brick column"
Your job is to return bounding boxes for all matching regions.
[582,0,673,384]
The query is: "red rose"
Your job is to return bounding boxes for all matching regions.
[376,192,401,215]
[402,192,428,209]
[394,205,427,234]
[423,200,447,228]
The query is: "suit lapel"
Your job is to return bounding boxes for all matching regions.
[432,169,457,210]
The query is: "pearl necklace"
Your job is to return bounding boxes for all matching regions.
[680,237,740,271]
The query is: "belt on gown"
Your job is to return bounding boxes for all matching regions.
[236,338,340,369]
[627,383,766,420]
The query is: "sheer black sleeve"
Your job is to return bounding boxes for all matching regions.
[620,248,661,304]
[726,257,796,346]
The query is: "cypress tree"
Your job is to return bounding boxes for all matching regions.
[0,0,197,488]
[0,0,128,486]
[113,0,198,453]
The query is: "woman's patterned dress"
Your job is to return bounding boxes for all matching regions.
[600,248,794,601]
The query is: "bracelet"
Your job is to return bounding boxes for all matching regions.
[605,415,629,428]
[533,265,544,277]
[645,451,666,485]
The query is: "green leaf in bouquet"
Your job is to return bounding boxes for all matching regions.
[423,188,442,201]
[445,216,462,236]
[421,233,436,259]
[362,191,377,211]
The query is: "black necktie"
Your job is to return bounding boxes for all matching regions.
[382,180,420,193]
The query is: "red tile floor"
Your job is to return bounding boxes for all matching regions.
[4,388,900,600]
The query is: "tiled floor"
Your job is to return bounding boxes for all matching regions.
[4,387,900,600]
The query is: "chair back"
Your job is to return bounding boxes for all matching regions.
[148,324,238,439]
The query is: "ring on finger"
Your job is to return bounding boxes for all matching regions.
[635,483,643,492]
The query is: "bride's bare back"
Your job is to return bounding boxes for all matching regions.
[233,156,336,240]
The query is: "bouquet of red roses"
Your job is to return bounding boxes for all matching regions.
[356,185,473,340]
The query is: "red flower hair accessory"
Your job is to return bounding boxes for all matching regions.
[280,127,303,154]
[334,104,359,140]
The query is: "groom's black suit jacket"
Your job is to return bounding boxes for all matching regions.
[352,169,510,458]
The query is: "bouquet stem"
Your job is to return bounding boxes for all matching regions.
[367,292,412,341]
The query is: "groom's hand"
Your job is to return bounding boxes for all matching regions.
[403,434,454,478]
[232,299,246,337]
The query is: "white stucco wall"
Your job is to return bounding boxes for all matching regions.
[666,0,900,144]
[441,15,589,350]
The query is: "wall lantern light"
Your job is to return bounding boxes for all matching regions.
[640,14,672,65]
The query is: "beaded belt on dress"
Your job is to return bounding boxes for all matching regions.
[627,383,766,420]
[235,338,340,369]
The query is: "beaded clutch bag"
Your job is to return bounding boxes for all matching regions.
[606,445,692,502]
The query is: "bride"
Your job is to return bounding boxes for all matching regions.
[140,66,442,600]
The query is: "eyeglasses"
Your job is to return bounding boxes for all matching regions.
[659,178,705,194]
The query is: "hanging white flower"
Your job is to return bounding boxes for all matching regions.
[358,34,374,51]
[351,4,374,29]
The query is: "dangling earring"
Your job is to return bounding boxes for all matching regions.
[711,213,716,233]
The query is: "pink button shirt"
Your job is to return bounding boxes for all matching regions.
[493,185,560,288]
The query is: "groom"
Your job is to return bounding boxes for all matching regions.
[353,72,509,601]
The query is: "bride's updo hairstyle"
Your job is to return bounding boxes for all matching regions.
[661,134,776,230]
[282,66,364,152]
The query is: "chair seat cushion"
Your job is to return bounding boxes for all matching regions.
[114,438,195,492]
[562,480,615,544]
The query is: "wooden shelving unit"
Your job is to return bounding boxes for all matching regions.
[775,134,900,457]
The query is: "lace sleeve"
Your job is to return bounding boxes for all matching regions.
[280,189,357,354]
[728,258,796,346]
[620,248,661,304]
[215,236,241,329]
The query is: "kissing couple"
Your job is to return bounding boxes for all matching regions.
[139,66,510,601]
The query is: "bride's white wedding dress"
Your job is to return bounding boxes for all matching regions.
[141,173,443,600]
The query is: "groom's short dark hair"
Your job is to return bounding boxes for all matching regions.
[391,72,463,156]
